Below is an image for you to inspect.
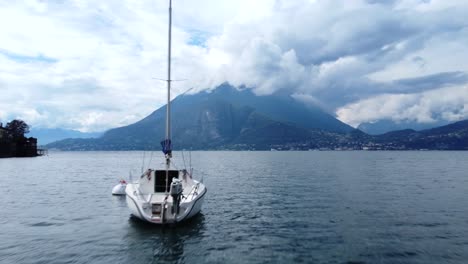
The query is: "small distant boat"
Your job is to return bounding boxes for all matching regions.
[125,0,206,224]
[112,180,127,195]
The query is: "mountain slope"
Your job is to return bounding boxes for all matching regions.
[29,128,102,145]
[376,120,468,150]
[358,119,450,135]
[45,84,468,151]
[48,84,352,150]
[188,84,353,133]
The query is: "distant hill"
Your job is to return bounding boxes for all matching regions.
[29,128,102,145]
[358,119,450,135]
[47,84,354,150]
[376,120,468,150]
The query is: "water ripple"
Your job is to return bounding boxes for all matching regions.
[1,151,468,263]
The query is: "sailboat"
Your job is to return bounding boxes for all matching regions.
[125,0,207,224]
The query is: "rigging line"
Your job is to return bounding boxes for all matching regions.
[189,149,192,170]
[152,83,194,99]
[148,150,154,168]
[189,149,193,178]
[180,87,193,96]
[193,167,204,183]
[190,167,205,183]
[182,150,187,170]
[141,151,146,173]
[128,170,133,183]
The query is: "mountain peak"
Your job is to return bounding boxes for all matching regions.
[47,84,354,150]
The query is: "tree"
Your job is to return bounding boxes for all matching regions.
[6,119,30,138]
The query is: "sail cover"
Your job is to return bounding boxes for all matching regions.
[160,139,172,155]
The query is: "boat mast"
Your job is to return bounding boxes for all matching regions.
[163,0,173,197]
[161,0,172,199]
[165,0,172,162]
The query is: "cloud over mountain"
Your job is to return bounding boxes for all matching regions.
[337,85,468,127]
[1,0,468,131]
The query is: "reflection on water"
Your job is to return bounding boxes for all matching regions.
[111,195,128,207]
[126,214,206,264]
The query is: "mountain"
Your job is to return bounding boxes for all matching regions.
[47,84,354,150]
[376,120,468,150]
[358,119,450,135]
[193,84,354,133]
[46,84,468,151]
[29,128,102,145]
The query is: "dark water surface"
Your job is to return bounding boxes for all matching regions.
[1,151,467,264]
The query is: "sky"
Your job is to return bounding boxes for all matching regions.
[0,0,468,132]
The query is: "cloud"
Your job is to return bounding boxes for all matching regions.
[1,0,468,131]
[202,0,468,122]
[393,72,468,93]
[336,85,468,127]
[0,0,174,131]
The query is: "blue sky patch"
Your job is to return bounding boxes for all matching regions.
[0,49,58,63]
[187,30,210,47]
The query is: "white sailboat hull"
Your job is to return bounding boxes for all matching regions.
[126,178,206,224]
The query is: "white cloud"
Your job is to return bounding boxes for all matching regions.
[336,85,468,127]
[1,0,468,132]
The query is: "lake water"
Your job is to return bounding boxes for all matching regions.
[0,151,467,264]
